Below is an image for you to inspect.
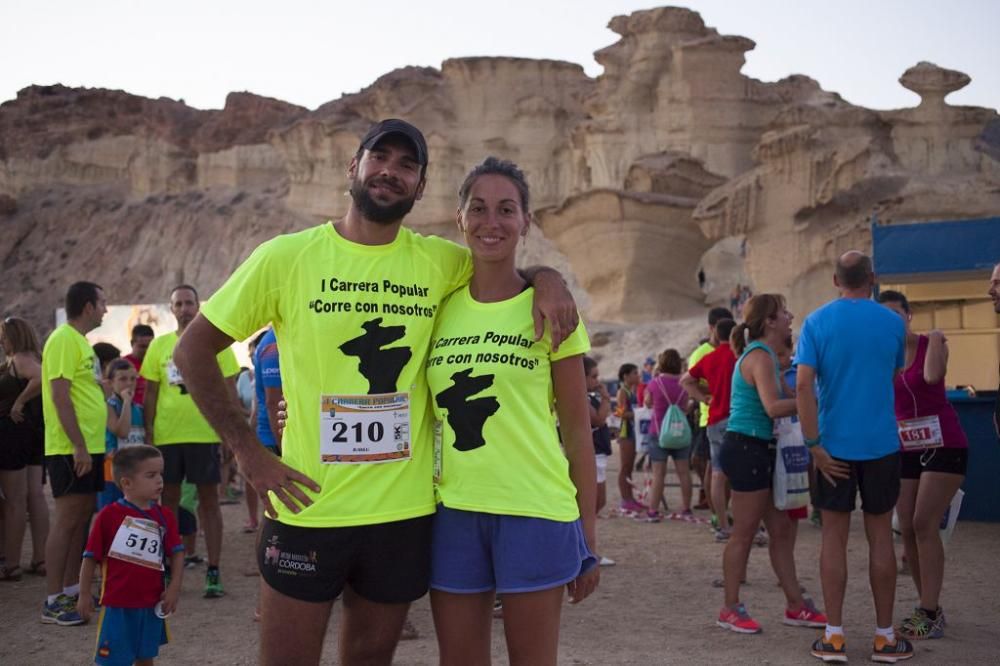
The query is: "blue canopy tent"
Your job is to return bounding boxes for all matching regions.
[872,216,1000,282]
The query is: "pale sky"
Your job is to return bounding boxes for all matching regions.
[3,0,998,113]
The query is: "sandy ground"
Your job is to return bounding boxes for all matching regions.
[2,449,998,665]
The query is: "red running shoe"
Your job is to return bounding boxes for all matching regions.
[717,603,762,634]
[784,597,828,628]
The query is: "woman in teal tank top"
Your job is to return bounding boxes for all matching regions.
[715,294,827,635]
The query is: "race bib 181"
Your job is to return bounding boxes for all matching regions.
[898,415,944,451]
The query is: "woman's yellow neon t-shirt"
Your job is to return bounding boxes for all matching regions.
[200,223,473,528]
[140,331,240,445]
[41,324,107,455]
[426,285,590,522]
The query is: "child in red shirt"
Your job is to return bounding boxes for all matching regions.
[78,445,184,666]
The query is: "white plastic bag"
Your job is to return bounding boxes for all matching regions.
[634,407,654,441]
[773,417,810,510]
[939,488,964,545]
[893,488,964,545]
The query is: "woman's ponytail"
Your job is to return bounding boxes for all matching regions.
[730,322,750,355]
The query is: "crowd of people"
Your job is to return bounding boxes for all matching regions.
[0,117,989,665]
[606,252,978,664]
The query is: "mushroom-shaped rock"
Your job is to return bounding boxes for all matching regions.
[899,62,970,108]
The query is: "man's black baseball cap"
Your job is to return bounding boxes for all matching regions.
[359,119,428,166]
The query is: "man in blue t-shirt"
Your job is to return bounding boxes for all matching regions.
[252,327,283,454]
[795,251,911,663]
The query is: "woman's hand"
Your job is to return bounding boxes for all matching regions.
[276,399,287,437]
[9,400,24,423]
[567,564,599,604]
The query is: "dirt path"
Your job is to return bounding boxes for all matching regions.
[2,452,998,664]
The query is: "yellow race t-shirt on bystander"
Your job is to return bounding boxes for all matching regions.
[200,223,472,528]
[141,331,240,445]
[41,324,107,455]
[426,286,590,523]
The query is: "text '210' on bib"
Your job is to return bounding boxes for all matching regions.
[319,393,411,464]
[108,516,163,570]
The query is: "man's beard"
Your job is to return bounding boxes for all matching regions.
[350,177,417,225]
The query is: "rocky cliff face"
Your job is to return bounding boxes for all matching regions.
[2,6,998,366]
[0,86,306,196]
[273,58,593,228]
[693,61,1000,317]
[581,7,840,187]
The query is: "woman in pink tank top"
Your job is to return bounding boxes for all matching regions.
[641,349,693,520]
[878,291,967,641]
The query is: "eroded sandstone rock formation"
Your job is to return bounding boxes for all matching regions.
[694,60,1000,317]
[1,6,997,356]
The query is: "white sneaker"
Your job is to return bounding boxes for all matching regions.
[599,556,616,567]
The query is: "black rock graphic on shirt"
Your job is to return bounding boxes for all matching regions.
[339,318,412,394]
[435,368,500,451]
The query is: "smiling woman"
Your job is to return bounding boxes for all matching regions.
[455,157,531,268]
[426,156,598,666]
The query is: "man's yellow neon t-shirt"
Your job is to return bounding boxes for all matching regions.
[426,286,590,522]
[689,341,714,428]
[200,223,473,528]
[41,324,107,455]
[141,331,240,445]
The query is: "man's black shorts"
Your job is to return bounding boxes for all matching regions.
[900,447,968,479]
[258,515,433,604]
[160,443,221,485]
[815,451,900,514]
[46,453,105,498]
[177,506,197,536]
